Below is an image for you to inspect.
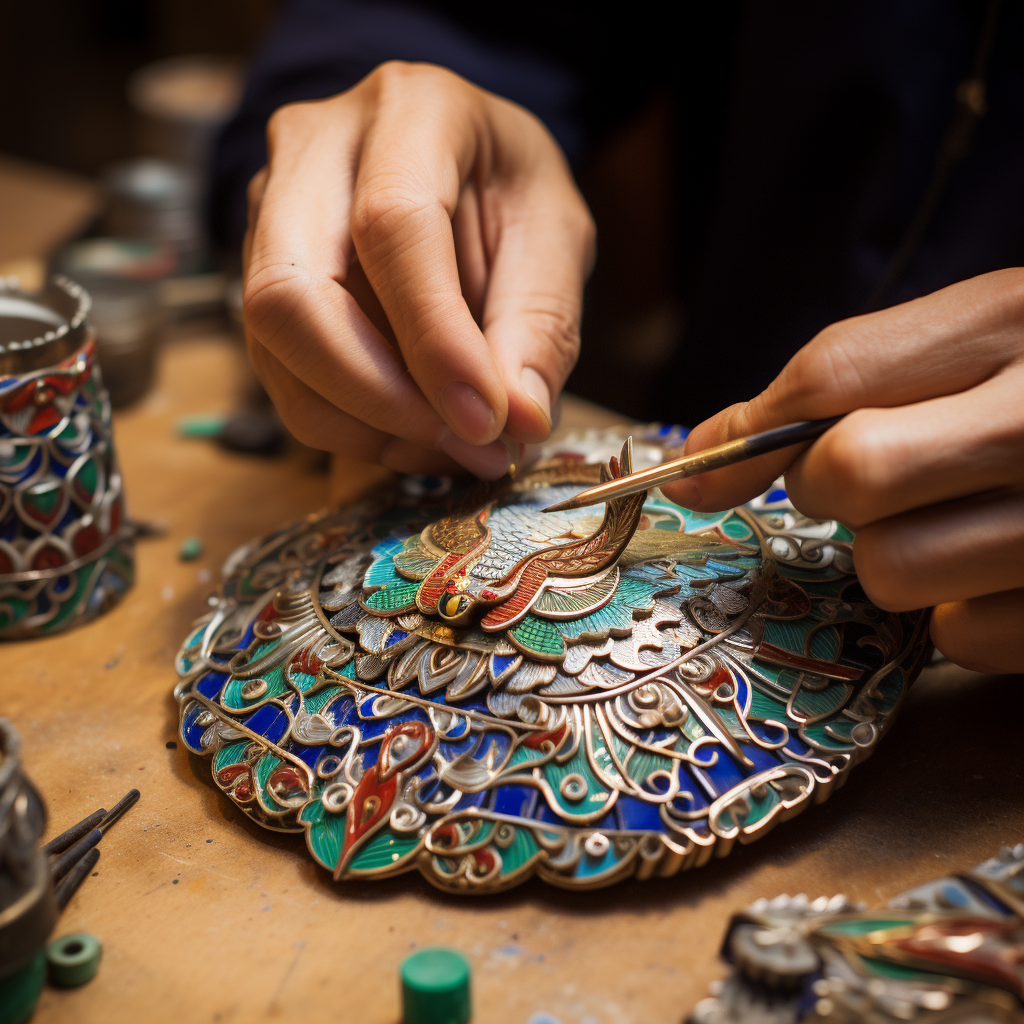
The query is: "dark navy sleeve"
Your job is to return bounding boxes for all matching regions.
[210,0,585,254]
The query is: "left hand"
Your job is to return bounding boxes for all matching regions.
[660,269,1024,674]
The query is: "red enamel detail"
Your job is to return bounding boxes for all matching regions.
[267,765,309,803]
[72,525,102,556]
[336,721,434,878]
[479,561,548,630]
[31,546,65,571]
[291,647,323,676]
[523,722,568,751]
[257,601,281,622]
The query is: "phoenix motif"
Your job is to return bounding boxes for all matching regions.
[174,428,931,892]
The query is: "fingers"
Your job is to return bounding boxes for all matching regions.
[247,341,510,478]
[852,488,1024,612]
[661,270,1024,512]
[785,363,1024,526]
[349,63,506,445]
[244,94,450,450]
[482,106,595,443]
[659,403,793,511]
[931,589,1024,674]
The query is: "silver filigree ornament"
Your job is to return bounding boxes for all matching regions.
[174,427,931,892]
[0,277,133,638]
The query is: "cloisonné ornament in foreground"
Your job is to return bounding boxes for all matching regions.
[174,428,930,892]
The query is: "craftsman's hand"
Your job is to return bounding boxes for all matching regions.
[241,62,594,478]
[662,270,1024,673]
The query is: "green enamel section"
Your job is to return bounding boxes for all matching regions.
[510,614,564,658]
[744,785,780,824]
[506,742,558,772]
[855,957,952,985]
[721,515,753,540]
[540,732,614,820]
[212,741,251,773]
[364,579,419,612]
[763,619,841,660]
[254,753,290,813]
[349,828,420,871]
[498,825,541,875]
[749,687,790,722]
[335,659,358,679]
[819,918,910,937]
[573,837,627,880]
[25,483,60,517]
[304,685,347,714]
[41,569,92,632]
[555,572,661,642]
[364,536,409,589]
[289,670,318,694]
[76,457,98,498]
[0,597,27,631]
[712,707,749,740]
[221,662,287,710]
[800,722,855,752]
[832,523,855,543]
[790,680,851,720]
[871,667,906,715]
[624,747,675,786]
[300,799,345,870]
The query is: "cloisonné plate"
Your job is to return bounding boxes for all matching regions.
[174,428,930,892]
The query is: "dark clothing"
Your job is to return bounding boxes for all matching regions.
[213,1,1024,424]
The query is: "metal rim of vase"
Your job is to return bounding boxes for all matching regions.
[0,276,92,375]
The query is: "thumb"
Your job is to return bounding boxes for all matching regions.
[659,401,803,512]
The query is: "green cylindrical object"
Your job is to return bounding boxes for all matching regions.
[400,948,471,1024]
[46,933,102,988]
[0,951,46,1024]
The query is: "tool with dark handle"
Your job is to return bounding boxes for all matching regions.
[541,416,843,513]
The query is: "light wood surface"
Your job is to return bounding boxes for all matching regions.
[0,155,100,265]
[3,332,1022,1024]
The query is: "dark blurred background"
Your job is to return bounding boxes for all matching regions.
[0,0,276,175]
[0,0,680,426]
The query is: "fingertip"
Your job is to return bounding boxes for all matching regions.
[660,478,703,510]
[437,380,504,444]
[437,431,511,480]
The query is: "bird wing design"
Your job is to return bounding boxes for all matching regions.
[478,438,646,631]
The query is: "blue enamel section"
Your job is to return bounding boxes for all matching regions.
[196,671,227,699]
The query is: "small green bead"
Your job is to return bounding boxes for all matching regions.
[401,948,471,1024]
[176,415,226,438]
[0,950,46,1024]
[46,933,102,988]
[179,536,204,561]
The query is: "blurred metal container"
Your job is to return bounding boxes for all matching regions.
[53,239,172,408]
[0,719,56,983]
[0,276,134,639]
[102,159,206,275]
[127,55,243,177]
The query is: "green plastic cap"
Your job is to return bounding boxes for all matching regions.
[400,947,471,1024]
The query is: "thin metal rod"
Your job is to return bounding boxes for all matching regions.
[50,828,102,882]
[98,788,140,833]
[542,416,843,513]
[42,808,107,856]
[54,847,100,911]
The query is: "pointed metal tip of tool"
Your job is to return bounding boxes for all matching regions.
[540,499,578,514]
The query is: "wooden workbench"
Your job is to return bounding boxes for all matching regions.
[4,330,1023,1024]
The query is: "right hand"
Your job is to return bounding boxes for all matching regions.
[242,61,595,478]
